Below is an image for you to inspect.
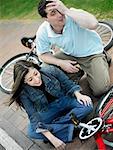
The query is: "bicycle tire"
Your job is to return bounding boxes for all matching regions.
[0,53,39,94]
[103,127,113,148]
[96,21,113,51]
[96,86,113,119]
[100,101,113,148]
[95,87,113,148]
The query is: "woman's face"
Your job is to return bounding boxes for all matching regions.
[24,67,42,87]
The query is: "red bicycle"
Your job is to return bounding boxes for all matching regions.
[95,87,113,149]
[71,86,113,150]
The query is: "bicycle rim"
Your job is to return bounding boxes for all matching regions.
[0,53,39,94]
[96,22,113,51]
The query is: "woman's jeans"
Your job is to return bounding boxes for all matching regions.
[28,96,93,142]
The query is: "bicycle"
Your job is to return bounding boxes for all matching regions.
[95,21,113,51]
[0,21,113,94]
[71,86,113,150]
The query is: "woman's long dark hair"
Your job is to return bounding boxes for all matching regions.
[9,60,41,107]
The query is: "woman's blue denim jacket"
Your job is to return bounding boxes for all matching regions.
[19,65,80,130]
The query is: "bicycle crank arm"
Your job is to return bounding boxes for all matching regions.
[79,122,96,131]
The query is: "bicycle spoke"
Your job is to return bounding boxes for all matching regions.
[95,22,113,50]
[2,79,13,89]
[98,29,110,35]
[2,69,13,75]
[99,32,111,37]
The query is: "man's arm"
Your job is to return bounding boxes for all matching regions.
[39,52,79,73]
[46,0,98,29]
[36,26,79,73]
[67,7,98,30]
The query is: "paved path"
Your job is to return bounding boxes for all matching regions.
[0,19,113,150]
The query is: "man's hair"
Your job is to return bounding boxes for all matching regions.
[38,0,53,18]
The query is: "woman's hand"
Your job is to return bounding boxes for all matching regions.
[53,137,66,150]
[74,91,92,106]
[42,130,66,150]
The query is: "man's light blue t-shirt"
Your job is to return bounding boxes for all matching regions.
[36,16,103,57]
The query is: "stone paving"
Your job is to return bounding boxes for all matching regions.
[0,20,113,150]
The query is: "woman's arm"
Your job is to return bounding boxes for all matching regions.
[43,65,81,96]
[43,65,93,106]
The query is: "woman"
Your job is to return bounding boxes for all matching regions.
[10,60,93,149]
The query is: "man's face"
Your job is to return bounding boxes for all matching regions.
[45,8,65,27]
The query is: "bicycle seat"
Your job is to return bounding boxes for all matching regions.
[21,35,36,49]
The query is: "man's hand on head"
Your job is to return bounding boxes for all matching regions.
[46,0,68,15]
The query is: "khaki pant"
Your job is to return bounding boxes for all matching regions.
[54,52,110,96]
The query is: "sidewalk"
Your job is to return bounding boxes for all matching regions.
[0,90,54,150]
[0,19,113,150]
[0,19,56,150]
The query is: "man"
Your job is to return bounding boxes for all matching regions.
[36,0,110,96]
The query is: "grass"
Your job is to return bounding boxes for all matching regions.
[64,0,113,20]
[0,0,40,19]
[0,0,113,20]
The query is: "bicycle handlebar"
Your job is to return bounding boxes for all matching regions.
[21,35,36,49]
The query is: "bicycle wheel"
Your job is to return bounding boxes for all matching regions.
[95,21,113,51]
[102,109,113,148]
[95,87,113,148]
[96,86,113,119]
[0,53,39,94]
[100,102,113,148]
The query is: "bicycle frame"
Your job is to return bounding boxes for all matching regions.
[95,118,113,150]
[71,96,113,150]
[95,97,113,150]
